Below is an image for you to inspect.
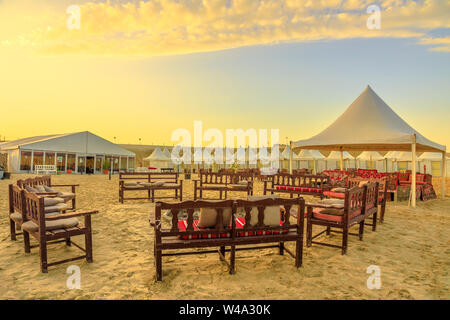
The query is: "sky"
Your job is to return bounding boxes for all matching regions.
[0,0,449,148]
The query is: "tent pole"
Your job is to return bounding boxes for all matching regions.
[339,149,344,171]
[289,141,293,174]
[411,134,417,208]
[442,151,447,200]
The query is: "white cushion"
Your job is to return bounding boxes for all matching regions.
[36,185,47,193]
[22,217,79,232]
[44,197,65,206]
[44,203,68,213]
[249,206,280,226]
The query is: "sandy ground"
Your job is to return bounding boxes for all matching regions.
[0,174,449,300]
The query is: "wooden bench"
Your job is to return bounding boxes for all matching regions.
[34,165,57,174]
[263,173,329,198]
[17,175,78,210]
[21,189,98,273]
[119,172,183,203]
[8,184,26,240]
[193,172,253,200]
[152,197,305,281]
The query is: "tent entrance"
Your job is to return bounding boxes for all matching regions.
[86,156,95,174]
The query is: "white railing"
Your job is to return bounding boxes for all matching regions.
[35,165,57,174]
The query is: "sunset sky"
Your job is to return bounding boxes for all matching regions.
[0,0,449,148]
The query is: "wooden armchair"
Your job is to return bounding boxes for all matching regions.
[8,184,25,240]
[22,190,98,273]
[306,185,367,255]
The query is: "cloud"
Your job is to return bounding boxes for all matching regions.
[1,0,449,56]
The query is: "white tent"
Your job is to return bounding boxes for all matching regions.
[291,85,446,205]
[280,146,291,170]
[143,147,171,170]
[357,151,385,171]
[418,152,450,177]
[326,151,355,170]
[0,131,135,173]
[295,149,326,173]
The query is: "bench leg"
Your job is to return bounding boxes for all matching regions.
[229,245,235,275]
[66,237,71,246]
[24,231,31,253]
[379,203,386,223]
[10,219,16,241]
[194,187,197,200]
[295,237,303,268]
[155,249,163,281]
[306,209,312,247]
[279,242,284,255]
[359,221,364,240]
[326,226,331,235]
[372,212,377,232]
[342,226,348,255]
[40,240,48,273]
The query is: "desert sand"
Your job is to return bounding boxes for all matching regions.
[0,174,449,300]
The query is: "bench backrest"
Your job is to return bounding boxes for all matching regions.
[323,170,349,186]
[23,189,45,230]
[9,184,26,216]
[364,182,379,209]
[17,175,52,189]
[119,172,178,183]
[155,198,304,240]
[199,172,231,185]
[271,173,329,189]
[344,186,367,221]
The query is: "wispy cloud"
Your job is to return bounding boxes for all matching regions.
[1,0,449,55]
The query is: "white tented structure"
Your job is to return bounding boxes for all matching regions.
[356,151,385,171]
[279,146,291,170]
[292,85,446,205]
[418,152,450,177]
[0,131,135,174]
[326,151,355,170]
[143,147,171,171]
[395,152,420,173]
[384,151,401,172]
[295,149,326,173]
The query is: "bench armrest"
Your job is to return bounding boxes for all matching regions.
[52,184,79,187]
[46,210,99,220]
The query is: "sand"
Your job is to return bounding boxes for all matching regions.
[0,174,449,300]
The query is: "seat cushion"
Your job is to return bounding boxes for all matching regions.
[44,197,65,206]
[161,183,180,188]
[10,212,23,222]
[22,217,79,232]
[323,191,346,199]
[198,206,232,228]
[177,217,287,240]
[313,208,361,222]
[331,187,347,193]
[59,192,76,201]
[248,194,280,201]
[200,184,226,189]
[36,185,47,193]
[25,185,39,193]
[44,203,68,213]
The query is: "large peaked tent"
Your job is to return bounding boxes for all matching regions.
[291,85,446,205]
[143,147,171,170]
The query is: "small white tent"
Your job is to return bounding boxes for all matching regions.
[143,147,170,171]
[326,151,354,170]
[418,152,450,177]
[295,149,326,173]
[291,85,446,205]
[357,151,385,171]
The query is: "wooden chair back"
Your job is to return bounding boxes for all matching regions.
[17,176,51,189]
[23,190,45,230]
[344,186,366,222]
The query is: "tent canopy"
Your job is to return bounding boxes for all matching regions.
[357,151,384,161]
[0,131,135,156]
[144,147,169,161]
[395,152,418,162]
[384,151,401,159]
[327,151,353,160]
[418,152,450,161]
[295,149,325,160]
[292,86,445,153]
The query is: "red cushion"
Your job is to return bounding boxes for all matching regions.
[312,208,362,222]
[276,186,321,193]
[177,217,287,240]
[323,191,346,199]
